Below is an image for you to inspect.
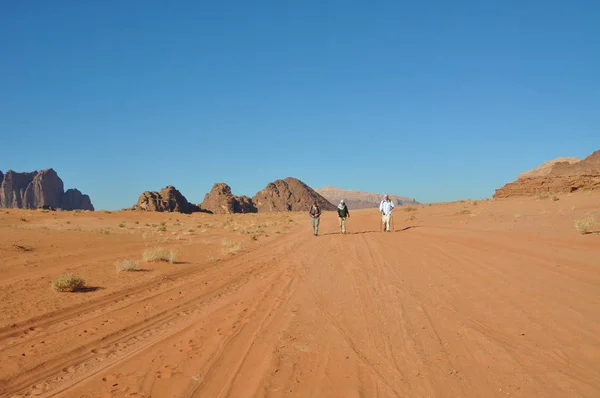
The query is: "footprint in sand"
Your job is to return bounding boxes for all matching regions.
[156,365,178,379]
[63,366,76,373]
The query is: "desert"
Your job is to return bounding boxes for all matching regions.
[2,2,599,396]
[0,183,599,397]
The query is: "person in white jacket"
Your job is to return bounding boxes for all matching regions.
[379,194,395,232]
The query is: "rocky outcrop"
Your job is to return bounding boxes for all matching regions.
[199,183,257,214]
[494,150,600,198]
[0,168,94,210]
[62,189,94,211]
[252,177,336,212]
[315,185,419,209]
[133,185,200,214]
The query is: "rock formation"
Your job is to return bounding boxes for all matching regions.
[252,177,336,212]
[0,168,94,210]
[494,150,600,198]
[133,185,200,214]
[315,186,419,209]
[62,188,95,211]
[199,183,257,214]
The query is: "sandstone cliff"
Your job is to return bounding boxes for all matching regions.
[252,177,336,212]
[0,169,94,210]
[494,150,600,198]
[199,183,257,214]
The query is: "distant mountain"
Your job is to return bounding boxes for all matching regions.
[0,168,94,210]
[315,186,419,209]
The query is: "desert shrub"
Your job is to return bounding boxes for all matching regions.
[552,195,559,201]
[575,214,597,235]
[538,193,550,199]
[13,244,34,252]
[222,240,243,254]
[115,259,139,271]
[20,217,28,222]
[404,206,417,212]
[52,274,86,292]
[142,247,177,263]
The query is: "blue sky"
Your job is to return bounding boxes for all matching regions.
[1,1,598,210]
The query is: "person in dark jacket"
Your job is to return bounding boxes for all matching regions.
[337,199,350,234]
[308,200,321,236]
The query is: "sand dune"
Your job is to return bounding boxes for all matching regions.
[0,192,599,397]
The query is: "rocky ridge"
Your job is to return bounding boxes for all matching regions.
[494,150,600,198]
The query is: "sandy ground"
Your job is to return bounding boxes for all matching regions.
[0,191,599,398]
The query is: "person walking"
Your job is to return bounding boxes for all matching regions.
[379,194,395,232]
[337,199,350,234]
[309,200,321,236]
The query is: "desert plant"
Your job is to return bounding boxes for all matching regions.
[404,206,417,212]
[20,217,28,222]
[221,240,243,254]
[13,244,34,252]
[575,214,597,235]
[538,193,550,199]
[552,195,559,201]
[142,247,177,263]
[456,209,471,215]
[115,259,140,272]
[52,274,86,292]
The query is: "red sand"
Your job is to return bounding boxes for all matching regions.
[1,192,599,397]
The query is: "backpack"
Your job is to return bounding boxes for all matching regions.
[338,205,348,217]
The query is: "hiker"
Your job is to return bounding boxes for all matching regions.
[309,200,321,236]
[379,194,395,232]
[337,199,350,234]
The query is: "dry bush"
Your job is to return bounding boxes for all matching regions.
[456,209,471,215]
[13,244,34,252]
[575,214,597,235]
[552,195,559,201]
[52,274,86,292]
[222,240,243,254]
[115,259,139,272]
[142,247,177,263]
[404,206,417,212]
[538,193,550,199]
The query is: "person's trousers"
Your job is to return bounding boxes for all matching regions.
[339,217,347,233]
[311,217,320,235]
[381,214,391,232]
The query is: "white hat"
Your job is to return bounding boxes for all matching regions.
[340,199,345,203]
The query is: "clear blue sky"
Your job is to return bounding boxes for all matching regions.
[1,1,598,210]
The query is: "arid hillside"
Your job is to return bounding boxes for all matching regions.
[0,191,599,397]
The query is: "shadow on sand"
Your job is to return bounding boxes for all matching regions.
[319,226,421,236]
